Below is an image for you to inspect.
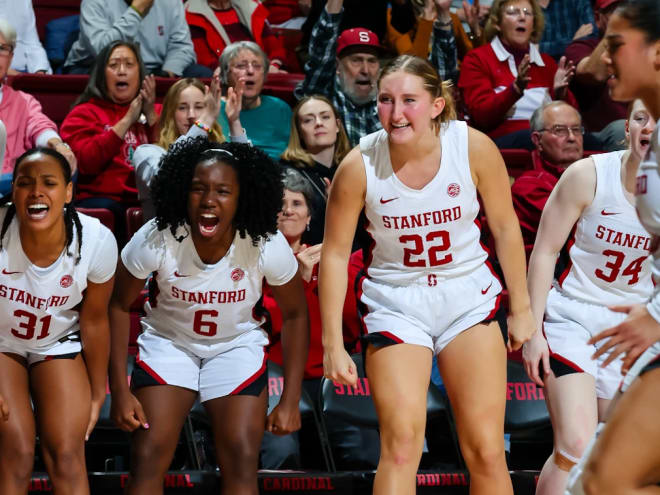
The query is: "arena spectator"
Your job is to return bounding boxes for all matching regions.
[60,41,158,236]
[296,0,385,146]
[0,3,51,74]
[185,0,287,72]
[63,0,207,77]
[458,0,577,148]
[511,101,584,258]
[261,168,378,470]
[538,0,595,61]
[0,120,5,166]
[384,0,462,83]
[280,95,350,245]
[263,0,310,27]
[217,41,291,161]
[0,19,75,195]
[134,77,247,221]
[387,0,482,71]
[564,0,626,151]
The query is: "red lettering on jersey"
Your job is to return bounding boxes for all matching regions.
[612,232,623,245]
[382,216,391,228]
[595,225,605,239]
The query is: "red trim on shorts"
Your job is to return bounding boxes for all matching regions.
[549,352,584,373]
[485,293,502,320]
[230,352,268,395]
[135,354,167,385]
[557,238,575,287]
[377,331,404,344]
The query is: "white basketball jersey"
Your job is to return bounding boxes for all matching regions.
[0,210,117,351]
[558,151,653,306]
[360,121,490,286]
[121,221,298,348]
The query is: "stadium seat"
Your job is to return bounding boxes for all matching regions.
[76,207,115,232]
[125,206,144,242]
[500,149,534,179]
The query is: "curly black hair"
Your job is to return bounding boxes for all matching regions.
[150,137,284,245]
[0,147,83,264]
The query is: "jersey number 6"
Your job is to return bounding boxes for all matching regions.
[193,309,219,336]
[399,231,453,267]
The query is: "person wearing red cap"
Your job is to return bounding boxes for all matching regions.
[296,0,385,146]
[564,0,626,151]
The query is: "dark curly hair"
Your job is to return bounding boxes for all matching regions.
[0,147,83,264]
[151,138,283,245]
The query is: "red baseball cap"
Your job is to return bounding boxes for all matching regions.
[594,0,620,10]
[336,27,384,57]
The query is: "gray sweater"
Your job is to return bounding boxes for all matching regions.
[64,0,196,75]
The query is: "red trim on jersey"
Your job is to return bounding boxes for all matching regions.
[362,216,376,278]
[135,354,167,385]
[557,236,576,287]
[230,353,268,395]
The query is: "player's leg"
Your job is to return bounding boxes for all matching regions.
[535,371,598,495]
[367,342,432,495]
[30,354,91,494]
[124,384,197,494]
[437,321,512,495]
[582,367,660,495]
[0,352,36,494]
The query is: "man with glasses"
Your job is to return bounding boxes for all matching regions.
[217,41,292,160]
[511,101,585,258]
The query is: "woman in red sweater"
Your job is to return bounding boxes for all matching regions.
[60,41,158,238]
[458,0,576,148]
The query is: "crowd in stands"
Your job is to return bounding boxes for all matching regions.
[0,0,634,473]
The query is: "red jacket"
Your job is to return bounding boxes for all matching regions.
[264,250,364,379]
[185,0,286,70]
[60,98,156,204]
[459,38,577,139]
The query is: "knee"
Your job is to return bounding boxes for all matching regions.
[0,442,35,480]
[582,458,620,495]
[130,436,173,476]
[379,422,424,467]
[219,434,261,477]
[46,444,86,479]
[461,439,506,474]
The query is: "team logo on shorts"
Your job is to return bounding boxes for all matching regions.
[447,183,461,198]
[60,275,73,288]
[231,268,245,282]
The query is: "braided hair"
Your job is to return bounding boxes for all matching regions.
[0,148,83,264]
[151,138,283,245]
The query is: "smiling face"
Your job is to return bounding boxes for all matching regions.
[626,99,656,161]
[337,51,380,105]
[187,159,239,248]
[377,70,445,145]
[105,45,140,105]
[297,98,340,154]
[602,13,660,105]
[498,0,534,49]
[277,189,311,245]
[175,85,206,136]
[12,153,72,233]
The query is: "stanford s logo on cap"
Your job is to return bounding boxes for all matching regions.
[336,27,383,57]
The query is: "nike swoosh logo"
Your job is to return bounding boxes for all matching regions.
[601,209,619,216]
[2,269,21,275]
[481,282,493,295]
[380,197,399,204]
[174,271,189,278]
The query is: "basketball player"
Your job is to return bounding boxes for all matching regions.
[0,148,117,494]
[109,139,308,495]
[320,55,535,495]
[522,98,655,495]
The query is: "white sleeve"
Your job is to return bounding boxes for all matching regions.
[260,230,298,286]
[87,224,119,284]
[121,220,165,280]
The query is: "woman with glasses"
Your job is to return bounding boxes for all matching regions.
[458,0,578,149]
[0,19,76,195]
[522,98,656,495]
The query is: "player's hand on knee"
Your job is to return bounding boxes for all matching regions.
[266,402,302,435]
[522,331,551,386]
[0,394,8,421]
[589,304,660,373]
[507,308,536,352]
[323,348,358,388]
[85,394,105,440]
[111,390,149,432]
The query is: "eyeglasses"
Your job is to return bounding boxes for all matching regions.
[0,44,14,56]
[503,6,534,17]
[230,61,264,72]
[539,125,585,138]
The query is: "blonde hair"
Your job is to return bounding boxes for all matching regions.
[157,78,225,150]
[377,55,456,134]
[281,95,351,167]
[484,0,545,43]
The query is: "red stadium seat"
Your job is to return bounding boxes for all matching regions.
[125,207,144,242]
[500,149,534,179]
[76,207,115,232]
[33,0,81,41]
